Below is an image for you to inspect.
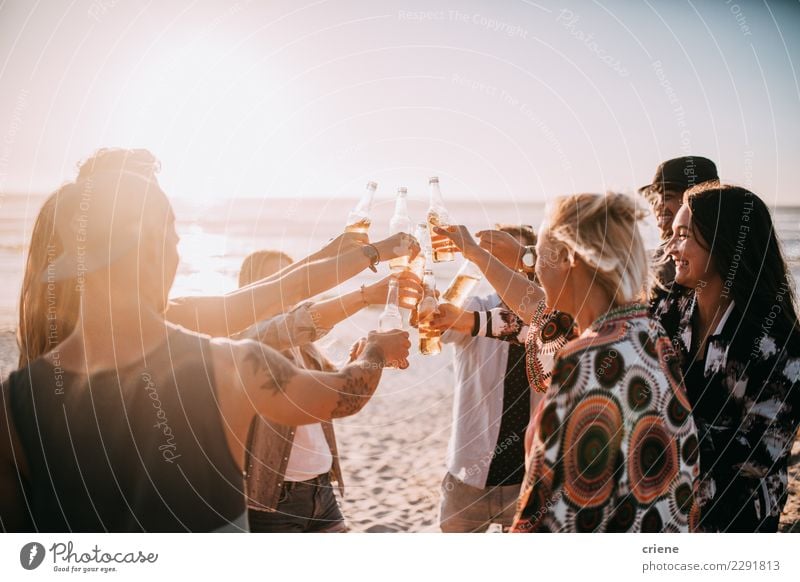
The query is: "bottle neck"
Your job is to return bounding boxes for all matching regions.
[428,181,445,210]
[355,185,376,214]
[393,194,408,216]
[384,278,401,310]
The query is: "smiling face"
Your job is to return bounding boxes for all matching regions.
[648,188,683,239]
[665,204,718,289]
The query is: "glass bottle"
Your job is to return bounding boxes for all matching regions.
[379,276,404,332]
[441,260,483,308]
[345,181,377,234]
[417,268,442,355]
[388,187,413,272]
[407,223,430,318]
[426,176,457,262]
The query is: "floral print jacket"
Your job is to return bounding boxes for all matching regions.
[471,302,700,532]
[657,294,800,532]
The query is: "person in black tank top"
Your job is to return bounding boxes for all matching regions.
[8,328,245,532]
[0,153,414,532]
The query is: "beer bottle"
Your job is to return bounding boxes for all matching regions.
[407,223,430,318]
[426,176,457,262]
[442,260,483,308]
[388,187,413,272]
[379,276,404,332]
[418,268,442,355]
[345,181,377,234]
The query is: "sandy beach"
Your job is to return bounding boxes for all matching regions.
[2,313,798,533]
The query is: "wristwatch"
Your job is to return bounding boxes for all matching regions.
[521,245,536,272]
[361,244,380,272]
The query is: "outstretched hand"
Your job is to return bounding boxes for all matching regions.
[432,225,480,260]
[373,232,421,262]
[475,229,526,270]
[366,329,411,370]
[363,271,422,307]
[429,302,473,335]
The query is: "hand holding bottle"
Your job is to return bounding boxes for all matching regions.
[475,229,527,270]
[372,232,421,262]
[366,329,411,370]
[364,271,422,307]
[429,303,474,334]
[432,225,481,261]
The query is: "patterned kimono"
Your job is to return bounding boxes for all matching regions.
[658,295,800,532]
[473,302,701,532]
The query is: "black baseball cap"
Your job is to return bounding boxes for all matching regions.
[638,156,719,196]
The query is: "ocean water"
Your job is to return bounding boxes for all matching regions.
[0,193,798,331]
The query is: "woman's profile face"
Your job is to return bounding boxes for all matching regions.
[666,204,716,289]
[534,227,570,310]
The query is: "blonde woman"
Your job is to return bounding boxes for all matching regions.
[435,193,700,532]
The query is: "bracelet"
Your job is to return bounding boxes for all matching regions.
[471,311,480,336]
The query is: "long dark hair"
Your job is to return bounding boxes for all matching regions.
[685,182,799,353]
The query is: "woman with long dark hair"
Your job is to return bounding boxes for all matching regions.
[664,181,800,532]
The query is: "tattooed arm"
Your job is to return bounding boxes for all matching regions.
[214,330,410,429]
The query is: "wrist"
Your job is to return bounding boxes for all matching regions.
[465,245,488,266]
[457,311,474,333]
[360,284,374,306]
[361,341,386,367]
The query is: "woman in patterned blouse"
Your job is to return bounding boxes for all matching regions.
[661,182,800,532]
[434,193,700,532]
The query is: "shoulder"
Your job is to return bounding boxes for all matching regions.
[550,315,671,394]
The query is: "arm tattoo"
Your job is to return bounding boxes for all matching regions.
[242,344,298,396]
[331,343,385,418]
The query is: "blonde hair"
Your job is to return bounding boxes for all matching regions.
[545,192,649,304]
[238,250,294,287]
[17,189,80,367]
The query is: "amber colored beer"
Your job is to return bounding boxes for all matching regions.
[418,323,442,355]
[442,273,480,308]
[417,270,441,355]
[427,211,457,263]
[344,217,371,234]
[389,255,409,272]
[400,254,425,310]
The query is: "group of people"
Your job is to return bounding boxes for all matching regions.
[0,150,797,533]
[430,156,800,533]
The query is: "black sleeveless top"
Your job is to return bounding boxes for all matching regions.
[8,327,246,532]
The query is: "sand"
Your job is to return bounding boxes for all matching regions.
[2,313,798,533]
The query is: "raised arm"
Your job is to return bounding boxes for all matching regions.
[309,271,421,331]
[215,329,411,429]
[167,232,420,337]
[434,225,545,323]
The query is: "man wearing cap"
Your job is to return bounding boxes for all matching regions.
[0,160,415,532]
[638,156,719,295]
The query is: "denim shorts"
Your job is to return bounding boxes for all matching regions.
[248,473,346,533]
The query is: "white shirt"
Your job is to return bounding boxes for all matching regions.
[282,344,333,482]
[443,294,519,489]
[283,423,333,482]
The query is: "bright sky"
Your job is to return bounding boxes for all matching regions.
[0,0,798,204]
